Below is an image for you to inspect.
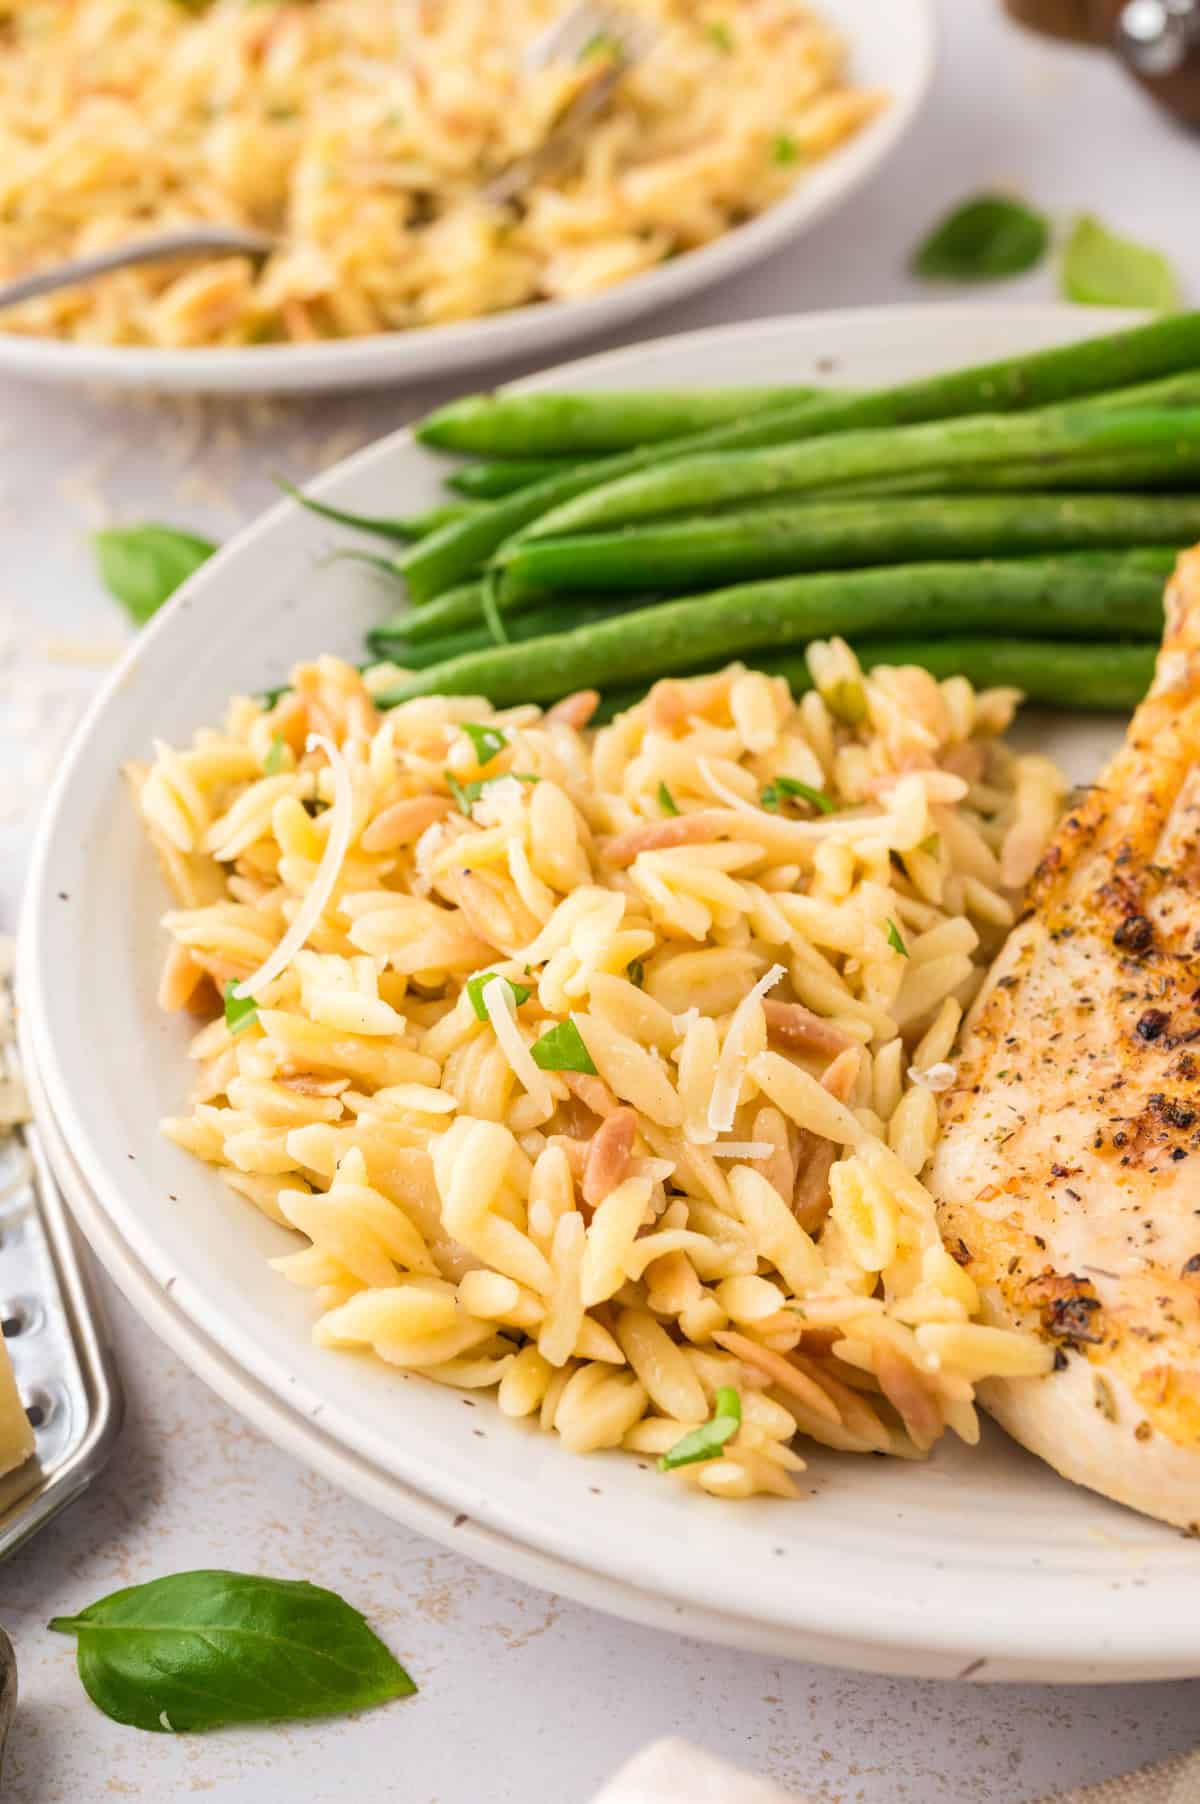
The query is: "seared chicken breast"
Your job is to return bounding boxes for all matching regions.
[930,547,1200,1529]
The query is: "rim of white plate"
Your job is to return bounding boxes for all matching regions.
[22,303,1200,1684]
[0,0,935,394]
[27,1017,1200,1684]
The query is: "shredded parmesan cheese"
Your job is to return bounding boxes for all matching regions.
[908,1061,956,1092]
[696,755,894,842]
[234,734,354,1001]
[707,962,785,1135]
[482,976,554,1116]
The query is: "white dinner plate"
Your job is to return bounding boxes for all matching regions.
[0,0,933,395]
[22,303,1200,1683]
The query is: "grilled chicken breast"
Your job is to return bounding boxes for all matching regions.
[930,547,1200,1528]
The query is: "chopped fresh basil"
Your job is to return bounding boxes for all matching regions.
[460,722,508,766]
[263,734,286,776]
[1061,213,1181,312]
[706,20,734,50]
[467,972,532,1021]
[530,1018,597,1075]
[772,133,798,165]
[886,918,909,958]
[918,833,940,858]
[93,524,217,627]
[657,781,680,817]
[659,1386,742,1471]
[49,1569,415,1733]
[761,775,834,814]
[913,194,1049,284]
[823,678,868,727]
[579,30,623,59]
[224,982,258,1036]
[626,958,645,989]
[447,770,538,815]
[446,773,478,814]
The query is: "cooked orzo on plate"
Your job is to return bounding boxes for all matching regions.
[0,0,882,349]
[134,645,1060,1500]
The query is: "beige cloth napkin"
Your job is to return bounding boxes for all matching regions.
[592,1739,1200,1804]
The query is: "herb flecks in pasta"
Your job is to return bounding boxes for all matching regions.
[140,644,1058,1501]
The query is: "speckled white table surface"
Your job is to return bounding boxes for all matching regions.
[3,4,1200,1799]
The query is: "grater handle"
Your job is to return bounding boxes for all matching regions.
[1114,0,1200,71]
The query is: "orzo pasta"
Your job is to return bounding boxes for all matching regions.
[0,0,883,349]
[135,644,1060,1500]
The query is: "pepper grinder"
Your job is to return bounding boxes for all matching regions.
[1005,0,1200,121]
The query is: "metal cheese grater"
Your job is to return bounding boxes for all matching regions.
[1005,0,1200,119]
[0,971,122,1563]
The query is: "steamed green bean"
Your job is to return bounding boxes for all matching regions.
[376,549,1173,708]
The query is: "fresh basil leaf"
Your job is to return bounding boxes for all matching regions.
[530,1018,597,1075]
[224,982,258,1036]
[823,678,868,726]
[886,918,909,958]
[467,972,531,1021]
[659,1386,742,1471]
[913,194,1049,284]
[446,770,537,815]
[760,775,835,814]
[263,734,287,776]
[706,20,733,50]
[93,525,217,627]
[446,773,480,814]
[1061,213,1181,312]
[657,782,679,817]
[49,1570,415,1733]
[579,30,623,59]
[626,958,645,989]
[772,133,798,165]
[461,722,507,766]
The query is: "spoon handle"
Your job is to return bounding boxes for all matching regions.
[0,1625,15,1786]
[0,227,274,312]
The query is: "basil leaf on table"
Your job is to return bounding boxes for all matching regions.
[49,1570,416,1733]
[912,195,1049,283]
[93,524,217,626]
[1061,214,1181,312]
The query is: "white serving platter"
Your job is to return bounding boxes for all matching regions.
[0,0,933,394]
[22,302,1200,1682]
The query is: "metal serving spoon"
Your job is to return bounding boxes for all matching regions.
[0,1626,15,1786]
[0,2,649,316]
[0,225,275,314]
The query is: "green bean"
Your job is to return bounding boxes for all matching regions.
[417,387,830,455]
[762,637,1157,711]
[402,313,1200,601]
[499,492,1200,600]
[285,481,479,543]
[447,457,592,498]
[384,572,653,644]
[520,408,1200,538]
[370,597,646,669]
[594,638,1157,722]
[374,549,1173,708]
